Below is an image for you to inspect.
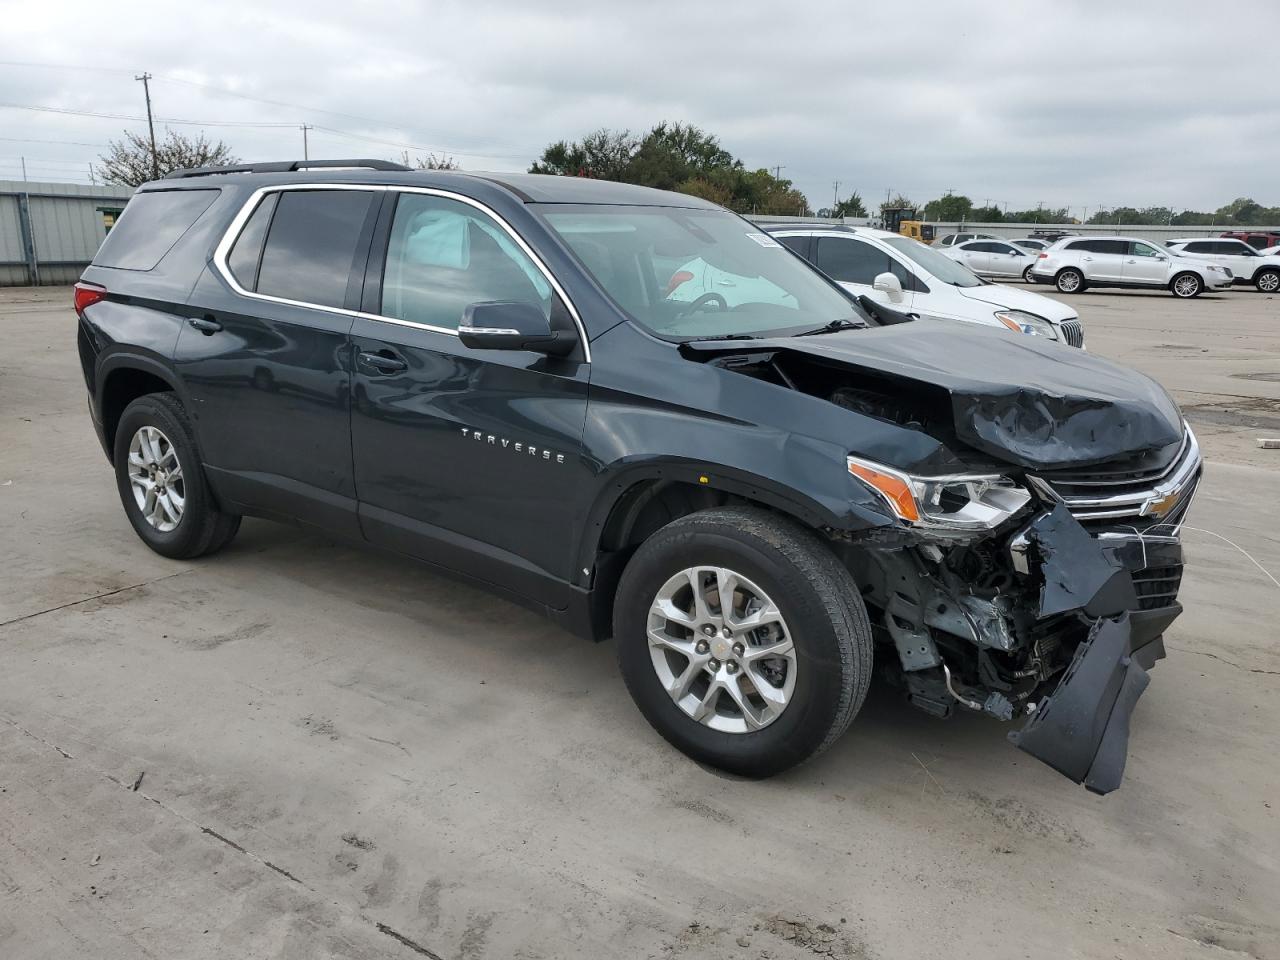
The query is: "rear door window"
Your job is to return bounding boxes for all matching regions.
[1183,241,1213,254]
[255,190,376,309]
[92,189,219,271]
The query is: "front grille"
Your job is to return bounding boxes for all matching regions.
[1059,319,1084,348]
[1032,429,1201,527]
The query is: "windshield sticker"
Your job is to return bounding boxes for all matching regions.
[745,232,782,248]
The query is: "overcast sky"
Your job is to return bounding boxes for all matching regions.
[2,0,1276,215]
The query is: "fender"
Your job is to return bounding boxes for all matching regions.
[574,454,895,585]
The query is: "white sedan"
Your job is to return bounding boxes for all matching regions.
[942,238,1039,282]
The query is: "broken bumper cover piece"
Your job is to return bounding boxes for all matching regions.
[1008,613,1148,795]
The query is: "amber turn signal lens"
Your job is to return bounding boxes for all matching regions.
[847,460,919,522]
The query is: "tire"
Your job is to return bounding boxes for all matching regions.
[1255,269,1280,293]
[1170,272,1203,299]
[113,392,240,559]
[1055,268,1085,294]
[1022,265,1035,283]
[614,505,873,778]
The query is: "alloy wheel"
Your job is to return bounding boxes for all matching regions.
[1173,275,1201,298]
[127,425,185,532]
[647,566,797,734]
[1057,270,1081,292]
[1258,272,1279,293]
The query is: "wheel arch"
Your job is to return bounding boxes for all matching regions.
[575,460,884,642]
[97,353,185,464]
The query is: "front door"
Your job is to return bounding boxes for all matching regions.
[1121,239,1170,285]
[815,235,916,309]
[350,190,591,606]
[176,187,379,535]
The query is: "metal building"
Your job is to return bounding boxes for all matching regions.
[1,180,135,286]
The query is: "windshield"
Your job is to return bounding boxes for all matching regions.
[883,236,984,287]
[538,204,866,338]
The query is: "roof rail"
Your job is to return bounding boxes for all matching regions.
[163,159,412,179]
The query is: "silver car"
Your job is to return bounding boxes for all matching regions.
[942,238,1039,282]
[1030,235,1235,298]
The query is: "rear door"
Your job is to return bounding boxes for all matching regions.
[177,187,378,535]
[953,240,991,273]
[349,189,591,605]
[1213,240,1258,279]
[1075,239,1128,281]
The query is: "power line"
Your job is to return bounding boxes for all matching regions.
[0,135,108,147]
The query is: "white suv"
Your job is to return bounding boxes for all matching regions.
[765,225,1085,347]
[1030,236,1234,298]
[1164,238,1280,293]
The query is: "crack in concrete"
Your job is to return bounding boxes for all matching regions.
[0,570,192,630]
[1168,645,1278,678]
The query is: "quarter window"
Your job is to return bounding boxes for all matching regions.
[380,193,553,332]
[94,189,219,271]
[226,192,279,290]
[256,190,376,309]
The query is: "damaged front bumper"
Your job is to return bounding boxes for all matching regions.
[850,502,1189,796]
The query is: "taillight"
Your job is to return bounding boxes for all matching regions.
[73,281,107,314]
[1037,252,1048,259]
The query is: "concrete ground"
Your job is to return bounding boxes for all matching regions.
[1,284,1277,960]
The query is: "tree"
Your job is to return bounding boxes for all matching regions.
[528,122,811,215]
[529,128,637,180]
[880,194,916,215]
[398,150,459,170]
[832,193,867,218]
[96,129,238,186]
[922,193,973,222]
[970,205,1003,223]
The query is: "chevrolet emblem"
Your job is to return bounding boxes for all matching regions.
[1143,488,1183,519]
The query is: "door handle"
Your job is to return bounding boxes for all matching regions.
[188,316,222,335]
[358,351,407,374]
[1082,257,1093,261]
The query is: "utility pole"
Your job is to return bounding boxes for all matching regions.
[300,124,311,160]
[772,164,785,180]
[20,155,27,182]
[88,164,96,184]
[135,72,159,180]
[832,180,840,212]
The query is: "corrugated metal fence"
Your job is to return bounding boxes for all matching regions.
[0,180,134,286]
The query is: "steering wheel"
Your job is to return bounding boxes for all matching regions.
[674,291,729,315]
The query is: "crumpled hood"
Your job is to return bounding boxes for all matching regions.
[688,319,1183,470]
[955,282,1079,324]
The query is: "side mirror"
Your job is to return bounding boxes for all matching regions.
[459,301,577,356]
[872,271,905,303]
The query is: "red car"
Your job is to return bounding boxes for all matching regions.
[1220,230,1280,250]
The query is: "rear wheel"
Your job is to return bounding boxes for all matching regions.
[113,393,240,559]
[1022,265,1036,283]
[1255,269,1279,293]
[1171,272,1203,299]
[1055,268,1084,294]
[614,506,872,778]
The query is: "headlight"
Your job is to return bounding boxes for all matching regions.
[847,456,1033,533]
[993,310,1058,340]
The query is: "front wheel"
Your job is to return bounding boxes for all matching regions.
[1055,268,1085,294]
[1171,272,1203,299]
[1255,269,1279,293]
[614,506,872,778]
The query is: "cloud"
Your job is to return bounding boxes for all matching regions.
[1,0,1275,213]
